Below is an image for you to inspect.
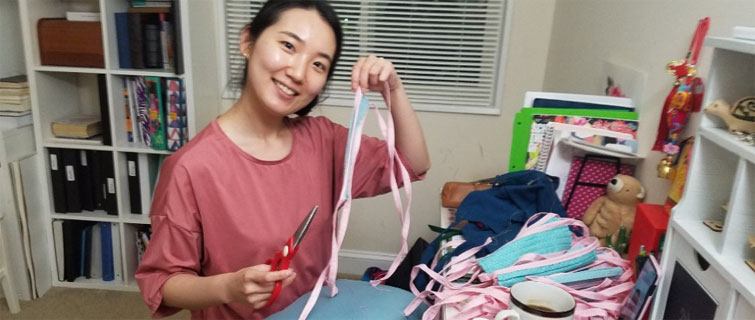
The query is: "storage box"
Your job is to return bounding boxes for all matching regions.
[628,203,669,270]
[38,18,104,68]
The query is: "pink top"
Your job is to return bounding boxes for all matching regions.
[135,116,424,319]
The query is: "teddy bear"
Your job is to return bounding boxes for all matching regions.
[704,97,755,134]
[582,174,645,247]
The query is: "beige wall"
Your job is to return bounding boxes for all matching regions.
[543,0,755,204]
[219,0,558,253]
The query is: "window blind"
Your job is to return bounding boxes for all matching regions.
[224,0,507,112]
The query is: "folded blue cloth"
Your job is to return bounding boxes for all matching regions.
[268,279,426,320]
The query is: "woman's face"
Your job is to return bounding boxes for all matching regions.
[243,8,336,117]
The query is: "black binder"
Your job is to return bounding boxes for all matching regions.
[48,148,68,213]
[101,152,118,215]
[62,220,83,282]
[126,153,142,214]
[61,149,82,213]
[78,150,95,211]
[90,151,106,211]
[97,74,112,146]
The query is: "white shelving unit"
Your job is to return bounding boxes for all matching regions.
[17,0,218,295]
[651,36,755,319]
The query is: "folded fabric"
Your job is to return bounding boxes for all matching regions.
[547,267,624,287]
[477,218,572,273]
[268,279,426,320]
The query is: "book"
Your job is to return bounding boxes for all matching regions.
[0,87,30,96]
[127,13,146,69]
[159,13,173,69]
[66,11,100,22]
[145,76,167,150]
[51,114,102,139]
[102,152,118,215]
[144,23,162,68]
[533,98,635,112]
[131,1,173,8]
[123,79,133,142]
[0,98,31,112]
[0,75,29,89]
[165,78,182,150]
[114,13,131,69]
[134,77,151,145]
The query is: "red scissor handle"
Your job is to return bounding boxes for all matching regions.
[262,237,299,308]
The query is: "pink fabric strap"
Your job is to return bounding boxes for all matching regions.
[299,84,412,319]
[405,213,634,320]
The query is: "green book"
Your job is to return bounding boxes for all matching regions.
[144,76,166,150]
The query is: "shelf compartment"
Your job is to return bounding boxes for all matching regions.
[116,152,164,216]
[21,0,102,68]
[661,228,733,319]
[34,71,113,146]
[699,126,755,166]
[674,135,737,224]
[733,292,755,319]
[45,148,118,215]
[701,43,755,111]
[123,223,152,289]
[51,220,123,288]
[721,160,755,262]
[672,220,755,310]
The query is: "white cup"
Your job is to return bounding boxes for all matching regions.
[491,281,576,320]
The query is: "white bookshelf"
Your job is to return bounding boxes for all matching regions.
[651,36,755,319]
[17,0,218,295]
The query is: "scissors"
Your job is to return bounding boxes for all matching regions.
[263,205,319,308]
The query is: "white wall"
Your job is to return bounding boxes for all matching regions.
[218,0,558,254]
[543,0,755,204]
[0,0,25,78]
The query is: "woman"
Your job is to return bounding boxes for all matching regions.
[135,0,430,318]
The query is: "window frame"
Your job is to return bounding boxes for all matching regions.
[216,0,512,115]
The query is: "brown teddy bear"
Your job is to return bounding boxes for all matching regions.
[582,174,645,246]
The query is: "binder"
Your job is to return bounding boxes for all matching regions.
[52,220,65,281]
[139,153,152,213]
[90,151,106,210]
[62,220,83,282]
[61,149,82,213]
[80,224,93,278]
[111,222,123,281]
[90,223,102,279]
[102,152,118,215]
[48,148,67,213]
[126,152,142,214]
[100,222,114,281]
[78,150,95,211]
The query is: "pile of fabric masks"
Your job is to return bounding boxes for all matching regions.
[406,171,634,320]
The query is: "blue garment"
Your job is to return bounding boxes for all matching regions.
[415,170,566,291]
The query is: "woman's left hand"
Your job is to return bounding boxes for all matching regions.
[351,55,402,93]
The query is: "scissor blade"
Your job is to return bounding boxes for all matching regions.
[292,205,318,249]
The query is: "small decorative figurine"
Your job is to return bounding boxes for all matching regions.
[704,97,755,134]
[583,174,645,247]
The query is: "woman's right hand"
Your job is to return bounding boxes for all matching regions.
[224,264,297,309]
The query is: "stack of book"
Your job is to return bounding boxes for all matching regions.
[0,75,31,113]
[123,76,187,151]
[114,0,182,73]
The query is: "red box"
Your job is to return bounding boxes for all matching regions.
[628,203,669,271]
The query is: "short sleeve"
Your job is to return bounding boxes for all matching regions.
[135,160,203,318]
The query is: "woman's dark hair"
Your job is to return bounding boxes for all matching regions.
[240,0,343,117]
